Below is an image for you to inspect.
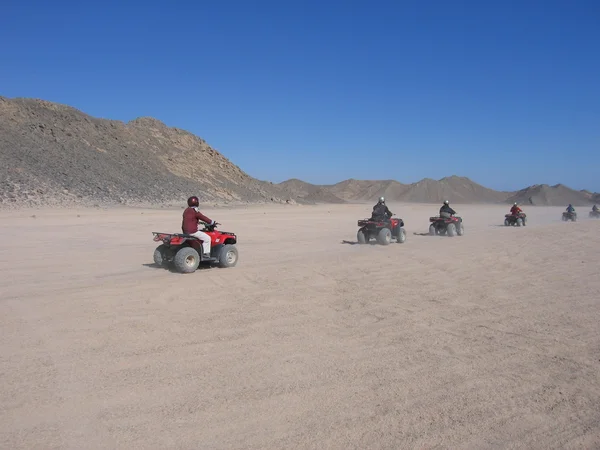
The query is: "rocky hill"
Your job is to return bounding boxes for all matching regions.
[2,96,597,208]
[0,96,298,208]
[397,176,511,203]
[507,184,597,206]
[277,179,346,203]
[328,179,410,202]
[279,176,513,204]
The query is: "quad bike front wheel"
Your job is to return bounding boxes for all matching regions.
[429,225,436,236]
[396,227,406,243]
[504,219,509,226]
[153,244,168,266]
[516,218,523,227]
[173,247,200,273]
[218,244,239,268]
[377,228,392,245]
[456,222,464,236]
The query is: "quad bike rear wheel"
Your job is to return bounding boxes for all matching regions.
[218,244,239,268]
[429,225,436,236]
[357,228,369,244]
[174,247,200,273]
[377,227,392,245]
[446,223,456,237]
[504,219,509,226]
[153,244,168,266]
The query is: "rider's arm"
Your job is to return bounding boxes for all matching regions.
[195,210,214,225]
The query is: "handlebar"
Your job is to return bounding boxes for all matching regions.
[199,221,220,229]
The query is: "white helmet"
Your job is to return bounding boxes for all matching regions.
[379,196,385,203]
[444,200,449,205]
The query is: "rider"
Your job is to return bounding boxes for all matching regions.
[510,202,523,215]
[439,200,456,219]
[371,196,393,221]
[566,204,575,213]
[182,196,216,257]
[593,204,599,212]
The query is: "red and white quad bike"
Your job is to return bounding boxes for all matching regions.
[357,216,407,245]
[152,222,238,273]
[428,214,464,237]
[504,212,527,227]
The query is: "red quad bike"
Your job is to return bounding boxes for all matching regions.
[429,215,464,237]
[357,216,406,245]
[504,212,527,227]
[152,222,238,273]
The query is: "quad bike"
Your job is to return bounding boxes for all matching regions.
[504,212,527,227]
[589,210,600,219]
[151,222,238,273]
[562,211,577,222]
[357,215,406,245]
[429,214,464,237]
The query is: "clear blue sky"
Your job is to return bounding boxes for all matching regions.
[1,0,599,191]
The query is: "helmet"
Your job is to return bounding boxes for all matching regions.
[443,200,449,205]
[514,202,518,206]
[187,196,199,207]
[378,196,385,203]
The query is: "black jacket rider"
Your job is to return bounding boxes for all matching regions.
[372,202,392,220]
[440,203,456,216]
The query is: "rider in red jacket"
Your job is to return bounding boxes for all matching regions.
[510,203,522,215]
[182,196,215,256]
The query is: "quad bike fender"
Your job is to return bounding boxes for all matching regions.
[430,216,460,224]
[168,236,187,246]
[152,232,171,242]
[205,229,237,245]
[152,232,194,246]
[210,234,237,245]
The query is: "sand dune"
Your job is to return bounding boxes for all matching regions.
[1,203,599,449]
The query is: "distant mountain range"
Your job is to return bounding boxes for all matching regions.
[278,178,599,206]
[0,96,597,208]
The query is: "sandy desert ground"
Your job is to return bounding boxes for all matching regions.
[1,203,599,449]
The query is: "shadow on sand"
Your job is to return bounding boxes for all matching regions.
[142,263,212,273]
[341,240,378,245]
